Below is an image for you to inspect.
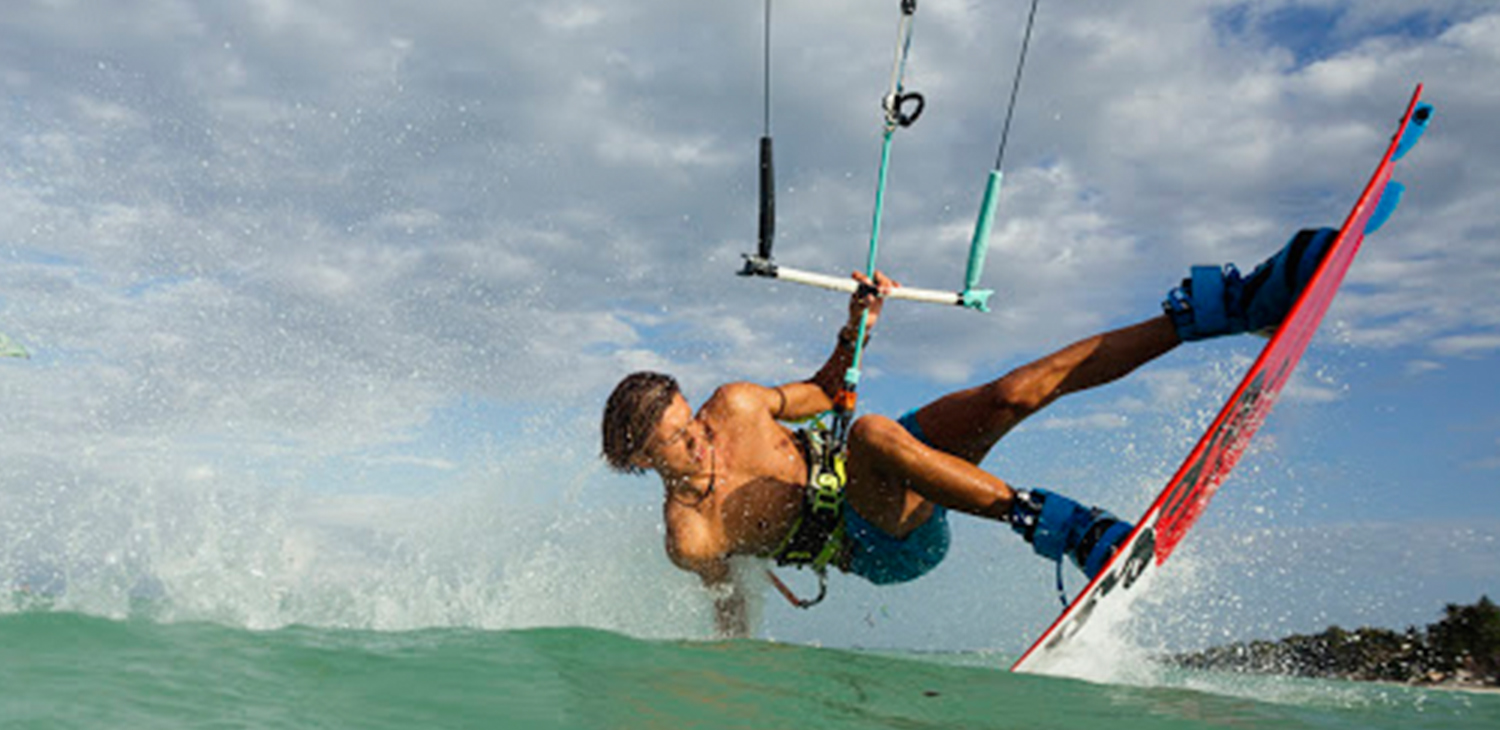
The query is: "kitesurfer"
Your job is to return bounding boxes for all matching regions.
[602,229,1334,636]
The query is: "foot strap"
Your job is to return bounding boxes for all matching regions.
[1164,265,1246,342]
[1028,489,1084,563]
[1010,489,1131,580]
[1080,519,1133,578]
[1188,264,1232,336]
[1237,228,1332,334]
[1165,227,1338,342]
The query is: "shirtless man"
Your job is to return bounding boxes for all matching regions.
[602,228,1336,636]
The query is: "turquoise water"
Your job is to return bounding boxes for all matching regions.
[2,612,1495,729]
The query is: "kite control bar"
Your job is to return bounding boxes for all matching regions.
[739,255,993,310]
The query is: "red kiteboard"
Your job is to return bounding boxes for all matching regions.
[1012,85,1433,675]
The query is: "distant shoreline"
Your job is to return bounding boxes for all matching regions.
[1168,596,1499,691]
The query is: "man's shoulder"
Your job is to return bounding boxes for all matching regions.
[703,382,774,417]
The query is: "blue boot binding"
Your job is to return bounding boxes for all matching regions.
[1009,489,1133,579]
[1164,227,1337,342]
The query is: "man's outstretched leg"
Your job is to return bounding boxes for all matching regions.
[844,227,1337,580]
[909,316,1182,466]
[904,226,1340,464]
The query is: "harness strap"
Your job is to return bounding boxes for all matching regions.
[765,567,828,610]
[765,424,849,609]
[769,428,848,570]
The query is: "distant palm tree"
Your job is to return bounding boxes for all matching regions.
[1428,595,1500,683]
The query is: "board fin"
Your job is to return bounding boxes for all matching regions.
[1364,181,1405,235]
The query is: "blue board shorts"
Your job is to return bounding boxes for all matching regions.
[842,409,952,585]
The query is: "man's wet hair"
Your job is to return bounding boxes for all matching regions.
[602,371,681,474]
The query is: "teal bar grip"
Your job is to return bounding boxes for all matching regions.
[960,169,1004,312]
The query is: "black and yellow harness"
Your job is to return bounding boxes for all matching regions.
[765,421,849,608]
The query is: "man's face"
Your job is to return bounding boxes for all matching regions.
[640,394,710,476]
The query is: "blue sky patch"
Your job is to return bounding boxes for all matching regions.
[1214,3,1456,68]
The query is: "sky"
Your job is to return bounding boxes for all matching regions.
[2,0,1498,654]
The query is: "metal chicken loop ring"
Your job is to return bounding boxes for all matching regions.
[885,91,925,128]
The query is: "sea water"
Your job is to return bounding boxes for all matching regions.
[2,611,1496,730]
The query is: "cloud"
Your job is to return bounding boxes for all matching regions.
[1431,333,1500,358]
[1280,365,1347,404]
[1404,359,1443,376]
[1035,412,1130,432]
[1468,438,1500,471]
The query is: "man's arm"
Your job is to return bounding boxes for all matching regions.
[696,558,750,639]
[773,270,896,422]
[666,509,750,638]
